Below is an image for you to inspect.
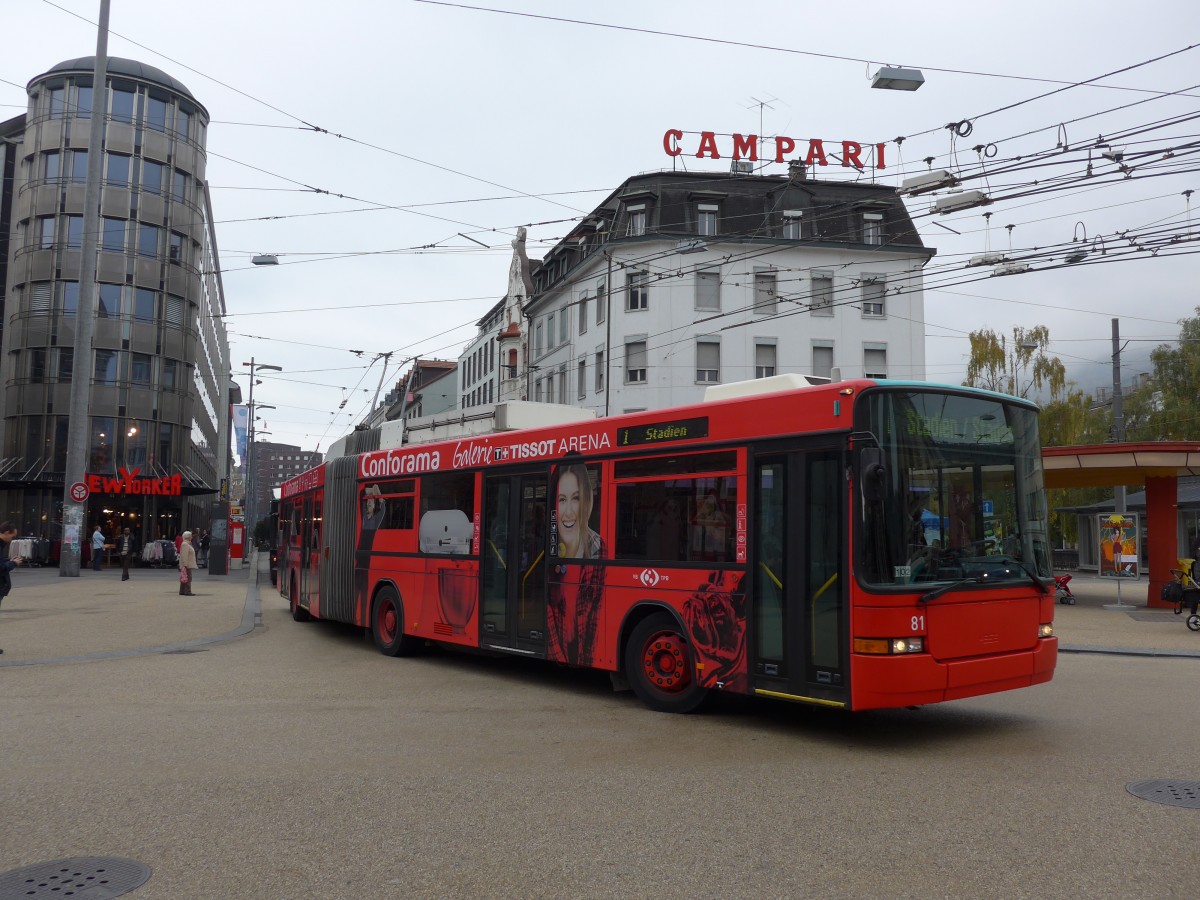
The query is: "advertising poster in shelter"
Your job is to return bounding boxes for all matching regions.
[1098,513,1139,578]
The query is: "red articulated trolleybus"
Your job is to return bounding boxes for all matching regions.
[278,377,1057,713]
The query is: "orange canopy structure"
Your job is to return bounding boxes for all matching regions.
[1043,442,1200,607]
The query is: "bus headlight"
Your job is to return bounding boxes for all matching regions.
[1038,624,1054,638]
[854,637,924,655]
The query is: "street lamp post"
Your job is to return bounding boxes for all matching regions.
[242,358,281,549]
[59,1,110,577]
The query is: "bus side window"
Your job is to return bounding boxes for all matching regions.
[612,452,737,564]
[384,495,415,529]
[419,471,476,555]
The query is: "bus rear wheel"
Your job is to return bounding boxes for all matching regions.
[625,612,710,714]
[372,587,422,656]
[290,577,310,622]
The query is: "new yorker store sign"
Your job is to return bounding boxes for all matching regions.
[86,468,183,496]
[662,129,889,170]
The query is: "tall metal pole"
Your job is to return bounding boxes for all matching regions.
[244,362,257,542]
[604,250,613,417]
[1112,317,1126,513]
[241,358,281,539]
[59,0,110,576]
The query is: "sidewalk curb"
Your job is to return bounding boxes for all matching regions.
[0,571,262,668]
[1059,644,1200,659]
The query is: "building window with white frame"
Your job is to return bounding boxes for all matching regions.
[695,270,721,311]
[861,278,885,318]
[864,345,887,379]
[783,210,803,240]
[753,269,778,315]
[627,271,649,311]
[559,307,568,343]
[696,340,720,383]
[625,340,647,384]
[862,211,884,245]
[697,203,719,236]
[579,293,588,334]
[535,379,543,402]
[578,359,587,399]
[596,278,606,324]
[755,342,776,379]
[626,204,646,237]
[595,350,605,392]
[813,343,834,380]
[547,375,555,404]
[558,367,567,402]
[535,322,543,357]
[811,273,833,316]
[547,313,556,347]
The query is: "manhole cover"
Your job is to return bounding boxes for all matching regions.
[1126,779,1200,808]
[0,857,151,897]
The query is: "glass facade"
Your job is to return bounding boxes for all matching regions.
[0,58,229,550]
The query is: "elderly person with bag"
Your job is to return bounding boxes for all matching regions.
[178,530,198,596]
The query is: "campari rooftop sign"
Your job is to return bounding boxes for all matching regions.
[663,129,888,170]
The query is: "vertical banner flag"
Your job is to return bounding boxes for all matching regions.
[232,404,249,465]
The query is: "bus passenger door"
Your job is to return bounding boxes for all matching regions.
[480,472,548,656]
[751,450,847,705]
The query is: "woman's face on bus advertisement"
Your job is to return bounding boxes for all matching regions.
[557,470,585,552]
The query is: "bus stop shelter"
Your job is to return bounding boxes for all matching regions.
[1043,441,1200,608]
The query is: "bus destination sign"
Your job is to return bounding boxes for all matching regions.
[618,417,709,447]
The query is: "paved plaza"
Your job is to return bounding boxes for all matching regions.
[1,558,1197,898]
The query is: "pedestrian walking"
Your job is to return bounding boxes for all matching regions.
[178,530,197,596]
[1,522,26,655]
[91,525,105,572]
[117,527,137,581]
[198,529,210,568]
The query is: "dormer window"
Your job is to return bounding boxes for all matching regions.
[783,210,803,240]
[697,203,719,236]
[626,204,646,237]
[863,212,884,245]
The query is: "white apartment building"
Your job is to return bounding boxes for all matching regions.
[524,169,932,416]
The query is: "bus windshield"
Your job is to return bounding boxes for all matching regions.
[856,388,1051,589]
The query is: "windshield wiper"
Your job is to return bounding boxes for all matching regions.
[1000,557,1050,594]
[919,560,1048,604]
[920,574,985,604]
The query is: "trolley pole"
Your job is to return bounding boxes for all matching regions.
[59,0,110,576]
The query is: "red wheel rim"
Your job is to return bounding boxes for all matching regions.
[640,630,690,694]
[379,598,398,644]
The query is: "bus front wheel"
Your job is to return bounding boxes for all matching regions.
[372,587,422,657]
[625,613,710,714]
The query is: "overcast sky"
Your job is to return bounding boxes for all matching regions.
[5,0,1200,457]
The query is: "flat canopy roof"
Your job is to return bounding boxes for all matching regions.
[1043,441,1200,489]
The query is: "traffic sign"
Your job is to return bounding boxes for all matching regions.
[69,481,89,503]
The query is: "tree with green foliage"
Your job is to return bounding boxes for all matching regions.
[1147,306,1200,440]
[1038,385,1111,546]
[963,325,1066,401]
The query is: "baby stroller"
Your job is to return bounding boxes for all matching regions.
[1163,558,1200,632]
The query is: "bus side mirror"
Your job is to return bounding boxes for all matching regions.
[861,448,888,502]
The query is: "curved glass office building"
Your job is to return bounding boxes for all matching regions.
[0,57,230,552]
